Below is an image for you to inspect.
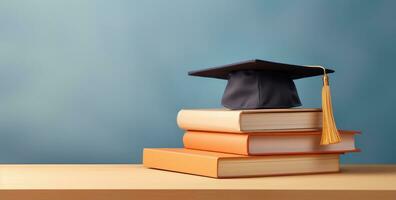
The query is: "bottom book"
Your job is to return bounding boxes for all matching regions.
[143,148,340,178]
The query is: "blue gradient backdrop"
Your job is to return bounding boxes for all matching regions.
[1,0,395,163]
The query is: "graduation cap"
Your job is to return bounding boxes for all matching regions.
[188,59,341,145]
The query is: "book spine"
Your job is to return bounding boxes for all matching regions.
[183,131,249,155]
[177,110,242,132]
[143,148,219,178]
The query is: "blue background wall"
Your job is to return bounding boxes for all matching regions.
[1,0,395,163]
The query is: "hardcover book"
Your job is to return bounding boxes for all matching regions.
[183,130,359,155]
[177,108,322,133]
[143,148,340,178]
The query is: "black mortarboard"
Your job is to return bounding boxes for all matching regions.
[188,59,334,109]
[188,59,341,145]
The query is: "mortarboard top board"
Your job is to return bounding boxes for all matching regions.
[188,59,341,145]
[188,59,334,80]
[188,59,334,110]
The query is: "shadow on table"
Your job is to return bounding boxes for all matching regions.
[340,165,396,175]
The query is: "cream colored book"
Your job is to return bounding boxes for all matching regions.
[177,108,322,133]
[143,148,340,178]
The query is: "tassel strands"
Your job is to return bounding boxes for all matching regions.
[309,66,341,145]
[319,67,341,145]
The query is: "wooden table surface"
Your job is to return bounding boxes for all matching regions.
[1,164,395,200]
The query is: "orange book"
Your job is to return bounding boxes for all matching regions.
[143,148,340,178]
[183,130,360,155]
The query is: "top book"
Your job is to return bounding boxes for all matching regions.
[177,108,322,133]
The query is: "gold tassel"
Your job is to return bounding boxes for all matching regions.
[311,66,341,145]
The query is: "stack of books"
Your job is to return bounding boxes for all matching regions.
[143,108,359,178]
